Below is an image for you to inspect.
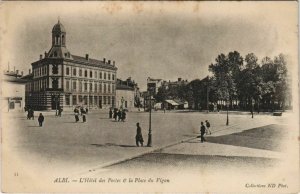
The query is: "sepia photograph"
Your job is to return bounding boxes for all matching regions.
[0,1,299,193]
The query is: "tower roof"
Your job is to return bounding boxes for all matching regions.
[52,20,66,33]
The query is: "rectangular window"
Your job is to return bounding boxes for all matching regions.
[112,74,115,80]
[112,96,115,107]
[99,83,102,93]
[66,80,70,91]
[94,83,97,92]
[108,96,111,105]
[89,96,93,105]
[65,95,70,105]
[89,83,92,92]
[104,84,106,93]
[90,71,93,78]
[95,71,97,79]
[79,95,83,103]
[79,81,82,92]
[73,81,77,90]
[79,69,82,76]
[108,73,111,80]
[108,84,111,93]
[104,72,106,80]
[103,96,107,105]
[84,83,88,91]
[66,67,70,75]
[84,70,87,77]
[100,72,102,79]
[73,68,76,76]
[72,95,77,105]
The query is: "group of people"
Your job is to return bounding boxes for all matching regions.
[110,108,127,122]
[26,108,35,120]
[74,107,88,123]
[200,120,212,143]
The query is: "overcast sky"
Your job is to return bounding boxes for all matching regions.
[1,2,297,90]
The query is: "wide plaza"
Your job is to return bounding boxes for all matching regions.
[3,110,293,177]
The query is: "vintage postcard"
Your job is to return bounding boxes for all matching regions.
[0,1,299,193]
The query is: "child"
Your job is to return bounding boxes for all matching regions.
[38,113,44,127]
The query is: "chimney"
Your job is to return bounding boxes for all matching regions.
[113,61,115,66]
[86,54,89,60]
[21,71,23,76]
[103,58,106,63]
[44,51,48,58]
[108,60,111,64]
[178,78,182,82]
[40,54,43,60]
[29,69,31,74]
[16,70,19,75]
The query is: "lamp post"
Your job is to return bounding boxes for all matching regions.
[206,76,209,113]
[147,91,152,147]
[226,100,229,126]
[251,98,254,118]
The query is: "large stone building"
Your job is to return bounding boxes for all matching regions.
[25,20,117,110]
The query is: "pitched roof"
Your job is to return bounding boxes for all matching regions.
[71,55,117,70]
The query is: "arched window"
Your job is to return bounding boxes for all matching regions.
[62,35,65,45]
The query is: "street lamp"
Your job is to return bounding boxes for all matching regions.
[147,91,153,147]
[226,100,229,126]
[206,76,209,113]
[251,98,254,118]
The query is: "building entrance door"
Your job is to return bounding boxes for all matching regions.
[99,98,102,109]
[51,95,60,110]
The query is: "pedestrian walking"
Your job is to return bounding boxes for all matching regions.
[82,110,87,123]
[74,107,79,122]
[38,113,44,127]
[200,122,206,143]
[58,107,63,117]
[205,120,212,135]
[121,110,126,122]
[113,108,118,121]
[85,107,89,114]
[80,107,84,115]
[30,109,35,120]
[117,109,122,122]
[135,123,144,147]
[27,108,31,119]
[109,108,113,119]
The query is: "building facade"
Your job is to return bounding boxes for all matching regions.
[25,21,117,110]
[116,77,140,111]
[2,69,27,112]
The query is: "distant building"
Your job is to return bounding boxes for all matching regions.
[147,77,164,94]
[116,77,140,110]
[1,69,27,112]
[25,20,117,110]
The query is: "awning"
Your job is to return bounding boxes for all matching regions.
[165,100,179,106]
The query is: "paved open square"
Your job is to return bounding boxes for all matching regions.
[2,110,295,179]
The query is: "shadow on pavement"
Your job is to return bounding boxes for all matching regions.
[91,143,137,148]
[205,124,286,151]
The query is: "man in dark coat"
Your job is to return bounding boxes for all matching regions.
[74,108,79,122]
[117,109,122,122]
[82,110,87,123]
[200,122,206,143]
[121,110,126,122]
[109,108,113,119]
[113,109,118,121]
[205,120,212,135]
[135,123,144,147]
[30,109,34,120]
[38,113,44,127]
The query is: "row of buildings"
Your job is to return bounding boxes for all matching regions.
[2,21,140,112]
